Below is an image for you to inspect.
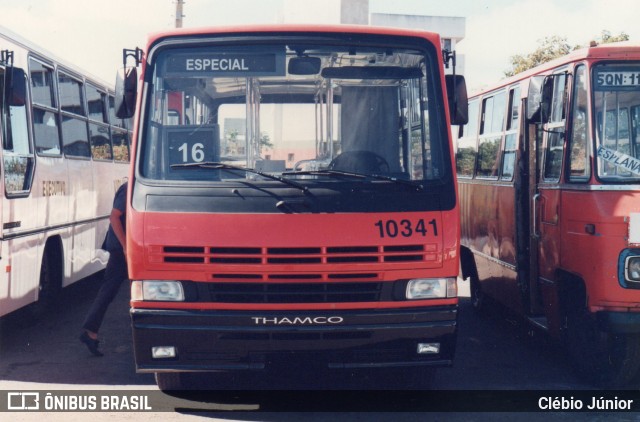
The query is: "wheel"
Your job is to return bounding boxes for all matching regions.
[565,300,640,388]
[328,150,390,174]
[463,252,489,315]
[155,372,184,391]
[29,247,62,319]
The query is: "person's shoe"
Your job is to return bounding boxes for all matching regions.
[79,331,104,357]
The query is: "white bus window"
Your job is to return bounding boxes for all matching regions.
[112,129,130,162]
[61,115,90,158]
[58,71,85,116]
[33,109,61,155]
[86,83,108,123]
[30,59,61,155]
[89,122,112,160]
[30,59,55,107]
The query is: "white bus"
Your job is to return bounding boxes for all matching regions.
[0,26,130,317]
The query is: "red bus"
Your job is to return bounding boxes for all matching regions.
[456,42,640,387]
[116,24,467,390]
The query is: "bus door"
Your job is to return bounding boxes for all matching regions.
[527,72,569,329]
[0,64,35,311]
[1,65,32,199]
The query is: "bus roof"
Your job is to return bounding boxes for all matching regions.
[0,24,113,89]
[144,23,443,51]
[470,41,640,98]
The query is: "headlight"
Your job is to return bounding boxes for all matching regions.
[131,280,185,301]
[625,256,640,282]
[406,277,457,299]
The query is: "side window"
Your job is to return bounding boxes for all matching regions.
[2,67,35,195]
[87,83,112,160]
[58,70,90,158]
[569,65,590,180]
[455,99,479,177]
[476,91,506,178]
[501,86,520,180]
[543,73,567,181]
[111,130,130,162]
[30,58,61,155]
[86,83,107,123]
[109,95,130,162]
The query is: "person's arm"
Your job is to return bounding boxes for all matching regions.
[109,207,126,256]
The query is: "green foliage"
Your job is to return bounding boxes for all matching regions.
[504,30,630,77]
[259,132,273,150]
[505,36,572,78]
[597,30,630,44]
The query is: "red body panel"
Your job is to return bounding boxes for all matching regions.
[128,209,459,311]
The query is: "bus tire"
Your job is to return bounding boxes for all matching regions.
[155,372,184,391]
[565,299,640,387]
[30,243,62,319]
[463,252,488,315]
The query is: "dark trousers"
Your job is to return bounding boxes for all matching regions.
[82,249,128,334]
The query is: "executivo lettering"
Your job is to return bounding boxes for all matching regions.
[251,316,344,325]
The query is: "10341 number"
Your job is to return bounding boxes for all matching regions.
[374,218,438,238]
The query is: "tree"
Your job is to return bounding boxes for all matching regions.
[596,30,630,44]
[504,36,571,77]
[259,132,273,151]
[504,30,630,77]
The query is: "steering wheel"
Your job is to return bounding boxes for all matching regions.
[328,150,390,174]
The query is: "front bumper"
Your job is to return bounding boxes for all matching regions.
[131,306,457,372]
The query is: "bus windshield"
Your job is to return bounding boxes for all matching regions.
[594,63,640,181]
[140,38,447,184]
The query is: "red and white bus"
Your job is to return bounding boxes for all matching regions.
[456,42,640,387]
[116,24,467,390]
[0,26,131,317]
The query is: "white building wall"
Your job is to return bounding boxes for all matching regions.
[370,12,466,75]
[278,2,466,75]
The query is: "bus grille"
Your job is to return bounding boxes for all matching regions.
[158,244,438,265]
[206,281,383,303]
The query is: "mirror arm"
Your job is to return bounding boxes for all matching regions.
[0,50,13,67]
[123,48,143,67]
[443,49,460,122]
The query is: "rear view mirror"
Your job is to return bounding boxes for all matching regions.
[288,56,321,75]
[5,67,26,107]
[446,74,468,125]
[115,66,138,119]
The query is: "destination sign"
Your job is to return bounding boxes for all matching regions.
[595,69,640,90]
[597,145,640,175]
[163,49,286,77]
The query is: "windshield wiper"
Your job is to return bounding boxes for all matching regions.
[283,169,424,191]
[171,162,310,194]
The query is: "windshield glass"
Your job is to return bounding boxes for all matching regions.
[140,37,448,184]
[594,63,640,181]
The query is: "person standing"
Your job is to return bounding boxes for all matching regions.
[79,181,128,356]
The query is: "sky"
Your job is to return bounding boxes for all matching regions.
[0,0,638,91]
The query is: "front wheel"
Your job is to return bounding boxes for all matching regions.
[565,302,640,388]
[467,261,490,316]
